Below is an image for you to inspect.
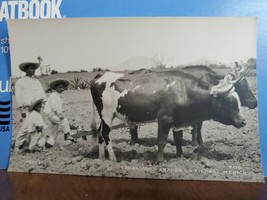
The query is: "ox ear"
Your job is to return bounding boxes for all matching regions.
[241,64,254,77]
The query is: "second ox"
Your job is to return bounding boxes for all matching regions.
[90,70,246,163]
[128,65,257,146]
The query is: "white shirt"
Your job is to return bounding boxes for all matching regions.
[44,91,63,115]
[21,110,48,133]
[15,76,47,108]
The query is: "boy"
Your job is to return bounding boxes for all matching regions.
[14,98,47,152]
[44,78,74,147]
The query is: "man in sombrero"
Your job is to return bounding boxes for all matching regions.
[15,62,47,119]
[44,78,74,147]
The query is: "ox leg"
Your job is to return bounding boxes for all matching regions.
[99,141,105,160]
[101,120,117,162]
[191,124,198,146]
[192,122,203,146]
[128,123,139,145]
[106,137,117,162]
[197,122,203,146]
[157,117,172,163]
[173,130,183,158]
[98,125,105,160]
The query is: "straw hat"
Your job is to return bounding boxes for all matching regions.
[28,98,44,112]
[19,62,39,72]
[50,78,70,90]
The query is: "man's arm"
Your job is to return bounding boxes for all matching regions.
[15,79,23,108]
[15,79,26,118]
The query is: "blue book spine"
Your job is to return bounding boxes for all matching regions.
[0,18,11,169]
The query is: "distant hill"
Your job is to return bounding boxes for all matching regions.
[111,56,153,71]
[185,57,226,67]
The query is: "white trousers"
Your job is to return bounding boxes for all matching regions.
[47,113,71,142]
[15,129,44,151]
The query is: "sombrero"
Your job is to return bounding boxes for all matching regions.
[29,98,44,112]
[19,62,40,72]
[50,78,70,90]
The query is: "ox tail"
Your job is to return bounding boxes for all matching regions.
[90,89,98,142]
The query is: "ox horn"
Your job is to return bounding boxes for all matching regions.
[215,84,235,96]
[211,61,252,97]
[231,74,244,85]
[242,64,253,77]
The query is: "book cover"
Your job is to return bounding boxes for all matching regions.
[6,17,264,182]
[0,0,266,180]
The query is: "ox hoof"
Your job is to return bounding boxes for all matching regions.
[108,152,117,162]
[156,156,165,164]
[192,141,198,146]
[155,159,167,165]
[130,139,142,146]
[189,153,198,160]
[176,153,184,159]
[110,158,117,162]
[99,155,105,160]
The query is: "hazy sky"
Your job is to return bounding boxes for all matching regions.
[7,17,257,77]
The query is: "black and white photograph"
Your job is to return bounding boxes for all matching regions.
[7,17,264,182]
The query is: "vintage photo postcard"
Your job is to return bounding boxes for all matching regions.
[7,17,264,182]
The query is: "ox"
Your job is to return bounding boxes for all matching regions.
[90,70,246,163]
[128,65,257,146]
